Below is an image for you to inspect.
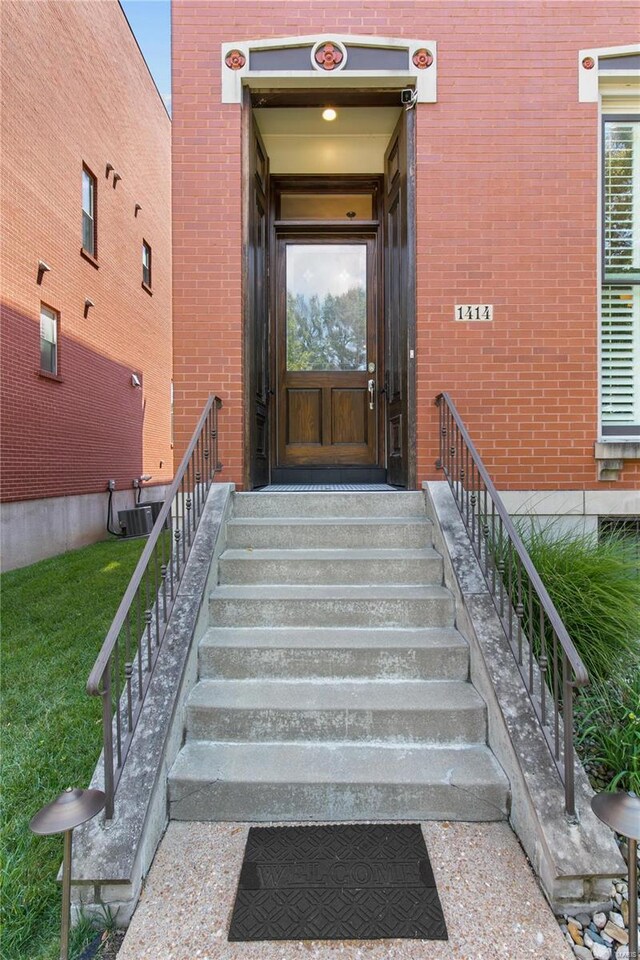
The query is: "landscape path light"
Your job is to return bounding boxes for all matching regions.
[30,787,105,960]
[591,790,640,960]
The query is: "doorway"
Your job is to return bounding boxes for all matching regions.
[244,97,416,489]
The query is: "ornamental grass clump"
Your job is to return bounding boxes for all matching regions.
[509,522,640,794]
[575,671,640,795]
[518,523,640,686]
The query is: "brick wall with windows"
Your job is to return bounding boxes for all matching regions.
[172,0,639,491]
[0,0,172,503]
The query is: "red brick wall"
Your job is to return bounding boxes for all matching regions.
[172,0,640,491]
[1,1,172,502]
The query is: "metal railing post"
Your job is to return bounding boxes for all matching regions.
[102,670,114,820]
[563,655,576,818]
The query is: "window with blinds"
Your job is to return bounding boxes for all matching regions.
[601,286,640,429]
[601,117,639,434]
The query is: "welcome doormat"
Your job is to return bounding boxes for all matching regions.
[228,823,448,942]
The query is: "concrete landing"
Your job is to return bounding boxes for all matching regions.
[117,820,573,960]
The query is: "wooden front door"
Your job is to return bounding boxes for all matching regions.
[383,109,415,488]
[276,232,380,468]
[244,89,270,488]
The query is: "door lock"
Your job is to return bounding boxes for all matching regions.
[368,379,375,410]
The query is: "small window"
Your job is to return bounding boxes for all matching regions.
[279,193,374,221]
[142,241,152,289]
[82,166,97,257]
[599,515,640,573]
[40,305,58,374]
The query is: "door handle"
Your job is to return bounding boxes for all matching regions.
[368,378,375,410]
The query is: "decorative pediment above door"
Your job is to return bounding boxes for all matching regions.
[221,34,437,103]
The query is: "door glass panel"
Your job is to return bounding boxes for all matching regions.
[286,244,367,371]
[280,194,373,221]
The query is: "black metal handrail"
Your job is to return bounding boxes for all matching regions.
[435,392,588,817]
[87,395,223,818]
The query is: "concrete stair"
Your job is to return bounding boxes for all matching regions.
[168,491,509,822]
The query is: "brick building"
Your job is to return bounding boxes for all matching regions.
[172,2,639,525]
[0,1,172,570]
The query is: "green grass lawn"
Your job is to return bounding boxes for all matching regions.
[1,538,145,960]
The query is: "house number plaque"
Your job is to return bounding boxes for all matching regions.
[455,304,493,321]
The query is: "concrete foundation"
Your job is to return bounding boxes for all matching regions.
[498,488,640,537]
[0,486,169,572]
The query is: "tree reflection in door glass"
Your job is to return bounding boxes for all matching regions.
[286,244,367,371]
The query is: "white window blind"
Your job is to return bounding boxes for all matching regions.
[604,121,640,282]
[600,285,640,427]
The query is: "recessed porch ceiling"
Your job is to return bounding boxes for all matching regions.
[253,106,402,174]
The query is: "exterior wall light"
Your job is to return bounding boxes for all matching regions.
[322,107,337,121]
[105,163,114,178]
[591,791,639,960]
[113,172,122,188]
[83,298,94,318]
[37,260,51,283]
[30,788,105,960]
[131,373,141,388]
[134,203,142,217]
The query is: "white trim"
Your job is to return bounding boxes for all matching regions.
[591,47,640,441]
[579,43,640,102]
[221,34,437,104]
[598,90,640,441]
[597,94,603,440]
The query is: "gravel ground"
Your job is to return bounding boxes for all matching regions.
[560,846,639,960]
[117,821,572,960]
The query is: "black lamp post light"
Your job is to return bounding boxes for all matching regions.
[591,791,640,960]
[30,788,105,960]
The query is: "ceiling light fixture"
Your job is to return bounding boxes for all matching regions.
[322,107,337,121]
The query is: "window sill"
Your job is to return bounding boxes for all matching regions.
[37,369,64,383]
[141,281,153,296]
[594,440,640,481]
[81,248,99,269]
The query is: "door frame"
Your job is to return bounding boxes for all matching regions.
[269,175,385,477]
[405,107,417,490]
[241,104,416,488]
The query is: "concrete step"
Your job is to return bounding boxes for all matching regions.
[186,679,486,744]
[218,547,443,585]
[208,584,454,628]
[198,626,469,680]
[168,740,510,822]
[225,517,432,550]
[233,491,427,519]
